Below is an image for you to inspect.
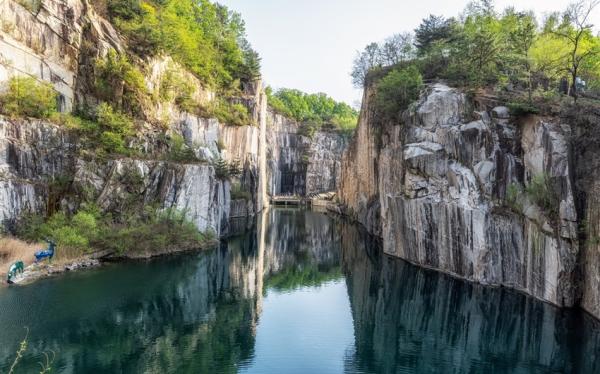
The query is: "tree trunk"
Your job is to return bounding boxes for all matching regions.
[571,66,578,103]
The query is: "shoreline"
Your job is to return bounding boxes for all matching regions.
[4,239,220,287]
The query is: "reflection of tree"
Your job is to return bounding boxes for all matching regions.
[340,222,600,374]
[0,208,347,373]
[0,236,261,373]
[262,208,343,295]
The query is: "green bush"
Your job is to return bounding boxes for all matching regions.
[525,174,559,219]
[15,0,42,13]
[96,207,207,255]
[506,183,523,212]
[212,157,242,180]
[159,68,199,113]
[374,65,423,122]
[0,76,57,118]
[94,50,148,116]
[82,103,135,155]
[18,210,99,253]
[507,101,540,116]
[107,0,261,91]
[17,205,209,256]
[214,100,251,126]
[167,134,197,162]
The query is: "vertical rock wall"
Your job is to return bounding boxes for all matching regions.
[266,111,348,197]
[339,83,590,313]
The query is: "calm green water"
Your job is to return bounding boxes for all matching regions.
[1,208,599,373]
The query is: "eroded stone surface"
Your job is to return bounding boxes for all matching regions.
[340,83,583,309]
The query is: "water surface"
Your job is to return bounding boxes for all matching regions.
[0,208,599,373]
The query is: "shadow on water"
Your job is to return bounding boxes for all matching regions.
[340,222,600,374]
[0,208,598,373]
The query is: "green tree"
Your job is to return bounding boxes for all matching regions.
[501,9,538,100]
[351,43,383,88]
[0,76,57,118]
[553,0,600,100]
[374,65,423,122]
[414,15,455,55]
[267,88,358,131]
[107,0,261,91]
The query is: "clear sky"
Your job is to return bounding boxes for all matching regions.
[218,0,599,106]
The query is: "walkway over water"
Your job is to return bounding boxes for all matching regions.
[270,195,308,206]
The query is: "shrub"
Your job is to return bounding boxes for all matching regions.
[298,123,318,139]
[84,103,135,155]
[49,113,84,129]
[374,65,423,122]
[525,174,559,219]
[231,183,252,201]
[159,68,198,113]
[506,183,523,212]
[17,206,209,256]
[15,0,42,13]
[212,157,242,180]
[94,50,148,116]
[507,102,540,116]
[167,134,197,162]
[214,100,251,126]
[0,76,57,118]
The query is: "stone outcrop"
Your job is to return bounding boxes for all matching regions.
[0,116,233,236]
[267,111,348,197]
[0,0,122,111]
[339,83,596,315]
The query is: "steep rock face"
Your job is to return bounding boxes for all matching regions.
[305,130,347,195]
[0,116,232,236]
[338,87,381,235]
[75,159,230,236]
[340,83,583,310]
[571,108,600,319]
[0,117,76,227]
[266,111,348,197]
[0,0,122,111]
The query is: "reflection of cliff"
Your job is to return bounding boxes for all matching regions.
[341,224,600,374]
[0,234,263,373]
[262,209,342,293]
[0,208,345,372]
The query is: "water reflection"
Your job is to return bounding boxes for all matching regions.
[0,208,343,373]
[0,209,599,373]
[340,223,600,374]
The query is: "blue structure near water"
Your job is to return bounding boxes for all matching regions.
[35,240,56,263]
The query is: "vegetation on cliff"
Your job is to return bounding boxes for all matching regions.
[353,0,600,115]
[266,87,358,132]
[105,0,261,91]
[17,205,213,257]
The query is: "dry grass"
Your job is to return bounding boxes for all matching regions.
[0,237,42,279]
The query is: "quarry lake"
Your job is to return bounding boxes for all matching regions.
[1,208,599,373]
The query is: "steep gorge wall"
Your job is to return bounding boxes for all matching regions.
[0,0,349,238]
[339,83,599,317]
[267,111,348,197]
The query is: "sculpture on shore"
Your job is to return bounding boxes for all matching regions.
[7,261,24,284]
[35,240,56,263]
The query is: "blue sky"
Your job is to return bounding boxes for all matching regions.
[219,0,599,105]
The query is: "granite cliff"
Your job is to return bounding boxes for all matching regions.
[339,82,600,319]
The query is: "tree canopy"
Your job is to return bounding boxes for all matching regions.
[351,0,600,103]
[266,88,358,131]
[107,0,261,91]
